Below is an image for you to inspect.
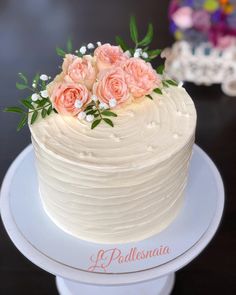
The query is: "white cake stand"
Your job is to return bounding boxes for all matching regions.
[0,144,224,295]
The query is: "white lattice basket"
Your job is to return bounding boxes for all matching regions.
[162,41,236,96]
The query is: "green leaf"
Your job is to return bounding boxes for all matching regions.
[91,119,102,129]
[31,110,38,124]
[162,81,169,88]
[86,110,97,115]
[56,47,66,57]
[67,37,73,53]
[146,94,153,100]
[21,99,34,110]
[18,73,28,84]
[17,115,27,131]
[153,88,163,95]
[138,23,153,46]
[4,107,24,113]
[156,64,164,75]
[47,105,53,115]
[33,73,40,85]
[16,83,28,90]
[166,79,178,86]
[41,108,47,118]
[147,49,162,59]
[115,36,129,51]
[85,105,94,111]
[53,108,58,113]
[130,15,138,44]
[103,118,114,127]
[101,110,117,117]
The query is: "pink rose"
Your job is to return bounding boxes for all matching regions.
[62,54,97,89]
[50,82,90,116]
[94,43,128,71]
[123,58,160,98]
[93,67,130,106]
[172,7,193,30]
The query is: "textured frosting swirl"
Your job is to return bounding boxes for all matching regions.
[30,86,196,243]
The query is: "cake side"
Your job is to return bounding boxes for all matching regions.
[30,86,196,243]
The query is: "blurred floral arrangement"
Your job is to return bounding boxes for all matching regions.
[169,0,236,48]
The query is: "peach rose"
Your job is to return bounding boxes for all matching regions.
[50,82,90,116]
[94,43,128,71]
[123,58,160,98]
[93,67,129,106]
[62,54,97,89]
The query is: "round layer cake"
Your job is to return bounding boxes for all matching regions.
[30,85,196,244]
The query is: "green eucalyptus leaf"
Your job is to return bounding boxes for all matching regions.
[91,119,101,129]
[153,88,162,95]
[130,15,138,44]
[146,94,153,100]
[67,37,73,53]
[21,99,34,110]
[103,118,114,127]
[17,115,27,131]
[86,109,97,115]
[4,107,24,113]
[16,83,28,90]
[41,108,47,118]
[101,110,117,117]
[56,47,66,57]
[31,110,38,124]
[138,23,153,46]
[156,64,165,75]
[47,105,53,115]
[85,105,94,111]
[162,81,169,88]
[166,79,178,86]
[18,73,28,84]
[115,36,129,51]
[147,49,162,59]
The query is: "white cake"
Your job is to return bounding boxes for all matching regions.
[30,85,196,244]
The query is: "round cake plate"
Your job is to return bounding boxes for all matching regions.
[0,144,224,295]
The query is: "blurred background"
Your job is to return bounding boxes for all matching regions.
[0,0,235,294]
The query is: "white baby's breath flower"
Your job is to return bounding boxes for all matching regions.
[75,50,79,53]
[40,74,49,81]
[109,98,117,108]
[142,52,148,59]
[124,50,131,58]
[79,46,87,55]
[31,93,40,101]
[178,81,184,88]
[136,48,142,53]
[86,114,94,122]
[87,43,95,49]
[97,41,102,47]
[99,102,109,110]
[32,83,36,88]
[91,94,98,102]
[77,111,86,120]
[134,52,140,58]
[92,106,96,110]
[40,90,48,98]
[74,99,83,109]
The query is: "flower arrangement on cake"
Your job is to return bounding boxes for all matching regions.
[4,16,178,130]
[169,0,236,48]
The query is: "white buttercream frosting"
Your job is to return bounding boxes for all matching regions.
[30,86,196,244]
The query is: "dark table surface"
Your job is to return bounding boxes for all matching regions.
[0,0,235,294]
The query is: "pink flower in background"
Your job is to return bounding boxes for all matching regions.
[172,6,194,29]
[93,67,129,106]
[192,10,211,31]
[123,58,160,98]
[94,43,128,71]
[50,82,90,116]
[62,54,97,89]
[217,35,236,49]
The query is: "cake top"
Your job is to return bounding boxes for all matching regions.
[30,86,196,170]
[4,16,180,131]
